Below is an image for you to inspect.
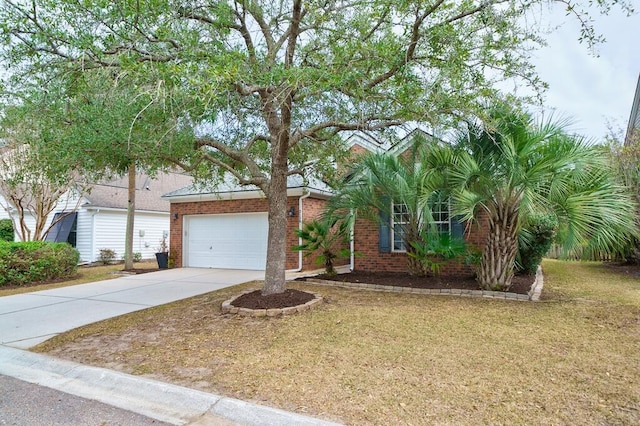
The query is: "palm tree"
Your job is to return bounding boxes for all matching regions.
[329,139,449,276]
[444,107,637,290]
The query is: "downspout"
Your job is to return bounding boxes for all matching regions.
[350,208,355,271]
[287,191,311,272]
[90,209,100,263]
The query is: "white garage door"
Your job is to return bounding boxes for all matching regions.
[185,213,268,270]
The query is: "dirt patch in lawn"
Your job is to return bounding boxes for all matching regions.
[303,270,534,294]
[33,262,640,425]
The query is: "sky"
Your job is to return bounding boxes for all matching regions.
[526,4,640,142]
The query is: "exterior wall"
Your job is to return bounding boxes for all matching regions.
[170,195,331,271]
[86,210,169,263]
[353,211,490,276]
[297,197,350,271]
[0,190,82,242]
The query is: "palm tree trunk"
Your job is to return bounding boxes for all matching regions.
[478,205,519,291]
[404,221,425,276]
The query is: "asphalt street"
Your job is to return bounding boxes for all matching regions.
[0,374,171,425]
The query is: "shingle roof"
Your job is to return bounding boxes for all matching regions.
[625,73,640,145]
[162,174,333,199]
[83,172,193,212]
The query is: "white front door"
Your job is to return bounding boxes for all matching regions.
[185,213,269,270]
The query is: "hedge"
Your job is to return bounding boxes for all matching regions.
[0,241,80,286]
[0,219,13,242]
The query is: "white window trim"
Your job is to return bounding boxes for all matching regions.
[391,202,409,253]
[390,195,452,253]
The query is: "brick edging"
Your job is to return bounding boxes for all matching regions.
[221,290,324,317]
[301,269,544,302]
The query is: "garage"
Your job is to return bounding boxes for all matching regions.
[184,213,268,270]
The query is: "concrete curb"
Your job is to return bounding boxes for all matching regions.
[0,345,342,426]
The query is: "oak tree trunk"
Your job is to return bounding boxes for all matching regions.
[262,159,288,296]
[478,205,519,291]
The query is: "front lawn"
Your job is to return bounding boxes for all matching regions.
[34,260,640,425]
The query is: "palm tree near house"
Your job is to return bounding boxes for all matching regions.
[443,106,637,291]
[329,139,449,276]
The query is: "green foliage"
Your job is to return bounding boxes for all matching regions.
[408,232,467,276]
[293,218,351,276]
[443,105,637,290]
[0,219,13,242]
[329,140,452,275]
[98,248,117,265]
[517,213,558,275]
[0,241,79,286]
[0,0,632,293]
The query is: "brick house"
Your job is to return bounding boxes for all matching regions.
[164,132,487,275]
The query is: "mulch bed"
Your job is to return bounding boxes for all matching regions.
[232,271,534,310]
[232,289,315,309]
[301,270,535,295]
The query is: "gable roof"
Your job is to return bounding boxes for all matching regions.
[625,73,640,146]
[163,174,334,202]
[83,172,193,212]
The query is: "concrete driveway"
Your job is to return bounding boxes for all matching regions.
[0,268,264,349]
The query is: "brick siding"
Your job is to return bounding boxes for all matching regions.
[170,195,330,270]
[352,211,490,276]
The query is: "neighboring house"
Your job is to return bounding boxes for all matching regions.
[625,73,640,146]
[164,132,489,275]
[0,172,193,263]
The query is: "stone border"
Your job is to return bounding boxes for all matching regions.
[221,290,324,317]
[301,267,544,302]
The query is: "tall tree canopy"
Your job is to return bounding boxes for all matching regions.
[0,0,632,294]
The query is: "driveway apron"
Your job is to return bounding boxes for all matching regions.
[0,268,264,349]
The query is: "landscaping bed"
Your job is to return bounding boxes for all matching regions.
[301,270,534,294]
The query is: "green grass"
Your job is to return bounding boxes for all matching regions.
[35,259,640,425]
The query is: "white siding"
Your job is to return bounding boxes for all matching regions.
[90,210,169,263]
[0,190,84,242]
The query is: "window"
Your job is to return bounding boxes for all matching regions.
[390,192,451,253]
[428,191,451,235]
[392,203,409,251]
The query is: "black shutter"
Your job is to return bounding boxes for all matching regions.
[379,198,391,253]
[451,215,465,240]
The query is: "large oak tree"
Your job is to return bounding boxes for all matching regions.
[0,0,632,294]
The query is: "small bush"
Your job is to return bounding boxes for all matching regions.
[133,252,142,263]
[517,213,558,275]
[99,248,117,265]
[0,241,79,286]
[0,219,13,242]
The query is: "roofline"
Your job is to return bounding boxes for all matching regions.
[83,206,169,215]
[625,73,640,146]
[344,133,385,153]
[163,186,334,203]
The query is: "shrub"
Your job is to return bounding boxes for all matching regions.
[133,252,142,263]
[0,219,13,242]
[408,232,467,276]
[0,241,79,286]
[516,212,558,275]
[293,218,351,276]
[98,248,117,265]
